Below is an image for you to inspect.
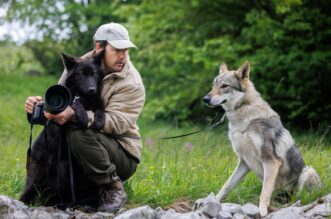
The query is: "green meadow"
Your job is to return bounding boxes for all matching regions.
[0,73,330,209]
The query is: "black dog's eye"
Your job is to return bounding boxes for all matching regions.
[221,84,229,88]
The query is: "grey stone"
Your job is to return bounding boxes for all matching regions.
[10,209,29,219]
[1,193,331,219]
[241,203,259,219]
[271,207,306,219]
[221,203,243,214]
[50,212,71,219]
[291,200,302,207]
[193,192,219,211]
[91,211,115,219]
[30,209,53,219]
[75,212,92,219]
[233,212,252,219]
[322,193,331,203]
[216,211,233,219]
[114,205,156,219]
[305,203,331,218]
[200,200,222,217]
[157,209,209,219]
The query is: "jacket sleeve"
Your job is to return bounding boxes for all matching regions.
[86,83,145,134]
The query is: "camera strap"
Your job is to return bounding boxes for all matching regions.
[26,121,33,171]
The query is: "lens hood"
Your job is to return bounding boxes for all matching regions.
[44,85,72,114]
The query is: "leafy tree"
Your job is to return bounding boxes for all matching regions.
[1,0,126,74]
[117,0,331,127]
[1,0,330,127]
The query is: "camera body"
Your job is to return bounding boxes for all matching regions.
[31,101,46,124]
[31,85,72,124]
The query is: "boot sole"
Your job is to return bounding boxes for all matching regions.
[97,198,127,213]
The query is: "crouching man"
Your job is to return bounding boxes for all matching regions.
[24,22,145,213]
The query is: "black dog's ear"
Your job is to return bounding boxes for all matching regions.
[61,53,77,71]
[93,49,105,67]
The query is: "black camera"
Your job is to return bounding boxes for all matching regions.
[31,85,72,124]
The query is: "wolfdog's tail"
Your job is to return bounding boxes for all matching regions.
[298,166,322,191]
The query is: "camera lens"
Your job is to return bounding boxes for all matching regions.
[44,85,71,114]
[48,94,65,108]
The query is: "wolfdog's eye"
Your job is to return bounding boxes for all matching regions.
[221,84,229,88]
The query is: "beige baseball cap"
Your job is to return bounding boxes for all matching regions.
[93,22,137,49]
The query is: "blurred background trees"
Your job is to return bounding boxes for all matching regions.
[1,0,330,128]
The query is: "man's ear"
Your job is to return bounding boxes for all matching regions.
[61,53,77,72]
[219,63,228,75]
[235,61,250,80]
[93,49,105,67]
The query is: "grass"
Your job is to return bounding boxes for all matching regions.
[0,73,330,210]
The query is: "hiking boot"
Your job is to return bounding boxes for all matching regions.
[97,176,127,213]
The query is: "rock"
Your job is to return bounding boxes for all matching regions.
[320,194,331,203]
[291,200,302,207]
[30,208,53,219]
[233,213,251,219]
[1,193,331,219]
[270,207,306,219]
[193,192,219,210]
[114,205,156,219]
[233,213,252,219]
[0,195,29,219]
[241,203,259,219]
[91,211,115,219]
[11,209,29,219]
[221,203,243,215]
[216,211,233,219]
[192,192,222,217]
[200,201,222,218]
[51,212,71,219]
[304,203,331,218]
[157,209,209,219]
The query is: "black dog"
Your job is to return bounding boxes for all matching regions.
[20,50,106,208]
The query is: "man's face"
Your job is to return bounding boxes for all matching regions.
[103,44,128,73]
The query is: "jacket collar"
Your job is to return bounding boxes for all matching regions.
[103,62,129,80]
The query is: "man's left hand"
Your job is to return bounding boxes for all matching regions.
[44,106,76,125]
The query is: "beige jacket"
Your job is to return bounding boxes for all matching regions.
[58,51,145,161]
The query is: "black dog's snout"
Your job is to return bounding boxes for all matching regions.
[87,87,96,95]
[203,95,211,103]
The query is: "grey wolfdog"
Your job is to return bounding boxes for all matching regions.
[203,61,322,216]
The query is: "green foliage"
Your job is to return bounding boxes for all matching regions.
[0,73,56,198]
[1,0,331,127]
[0,74,330,207]
[117,0,331,126]
[242,4,331,126]
[1,0,124,75]
[0,42,45,76]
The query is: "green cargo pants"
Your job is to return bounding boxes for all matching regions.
[66,128,138,185]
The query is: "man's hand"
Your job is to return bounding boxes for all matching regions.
[44,106,76,125]
[25,96,42,114]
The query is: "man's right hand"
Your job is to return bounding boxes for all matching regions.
[25,96,42,114]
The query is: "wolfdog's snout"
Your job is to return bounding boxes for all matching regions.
[203,95,211,104]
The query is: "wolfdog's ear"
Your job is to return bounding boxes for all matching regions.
[61,53,77,71]
[93,49,105,66]
[219,63,228,74]
[236,61,250,80]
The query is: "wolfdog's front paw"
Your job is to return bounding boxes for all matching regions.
[259,206,268,217]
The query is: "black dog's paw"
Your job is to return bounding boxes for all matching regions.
[92,109,105,130]
[71,101,89,128]
[19,194,29,204]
